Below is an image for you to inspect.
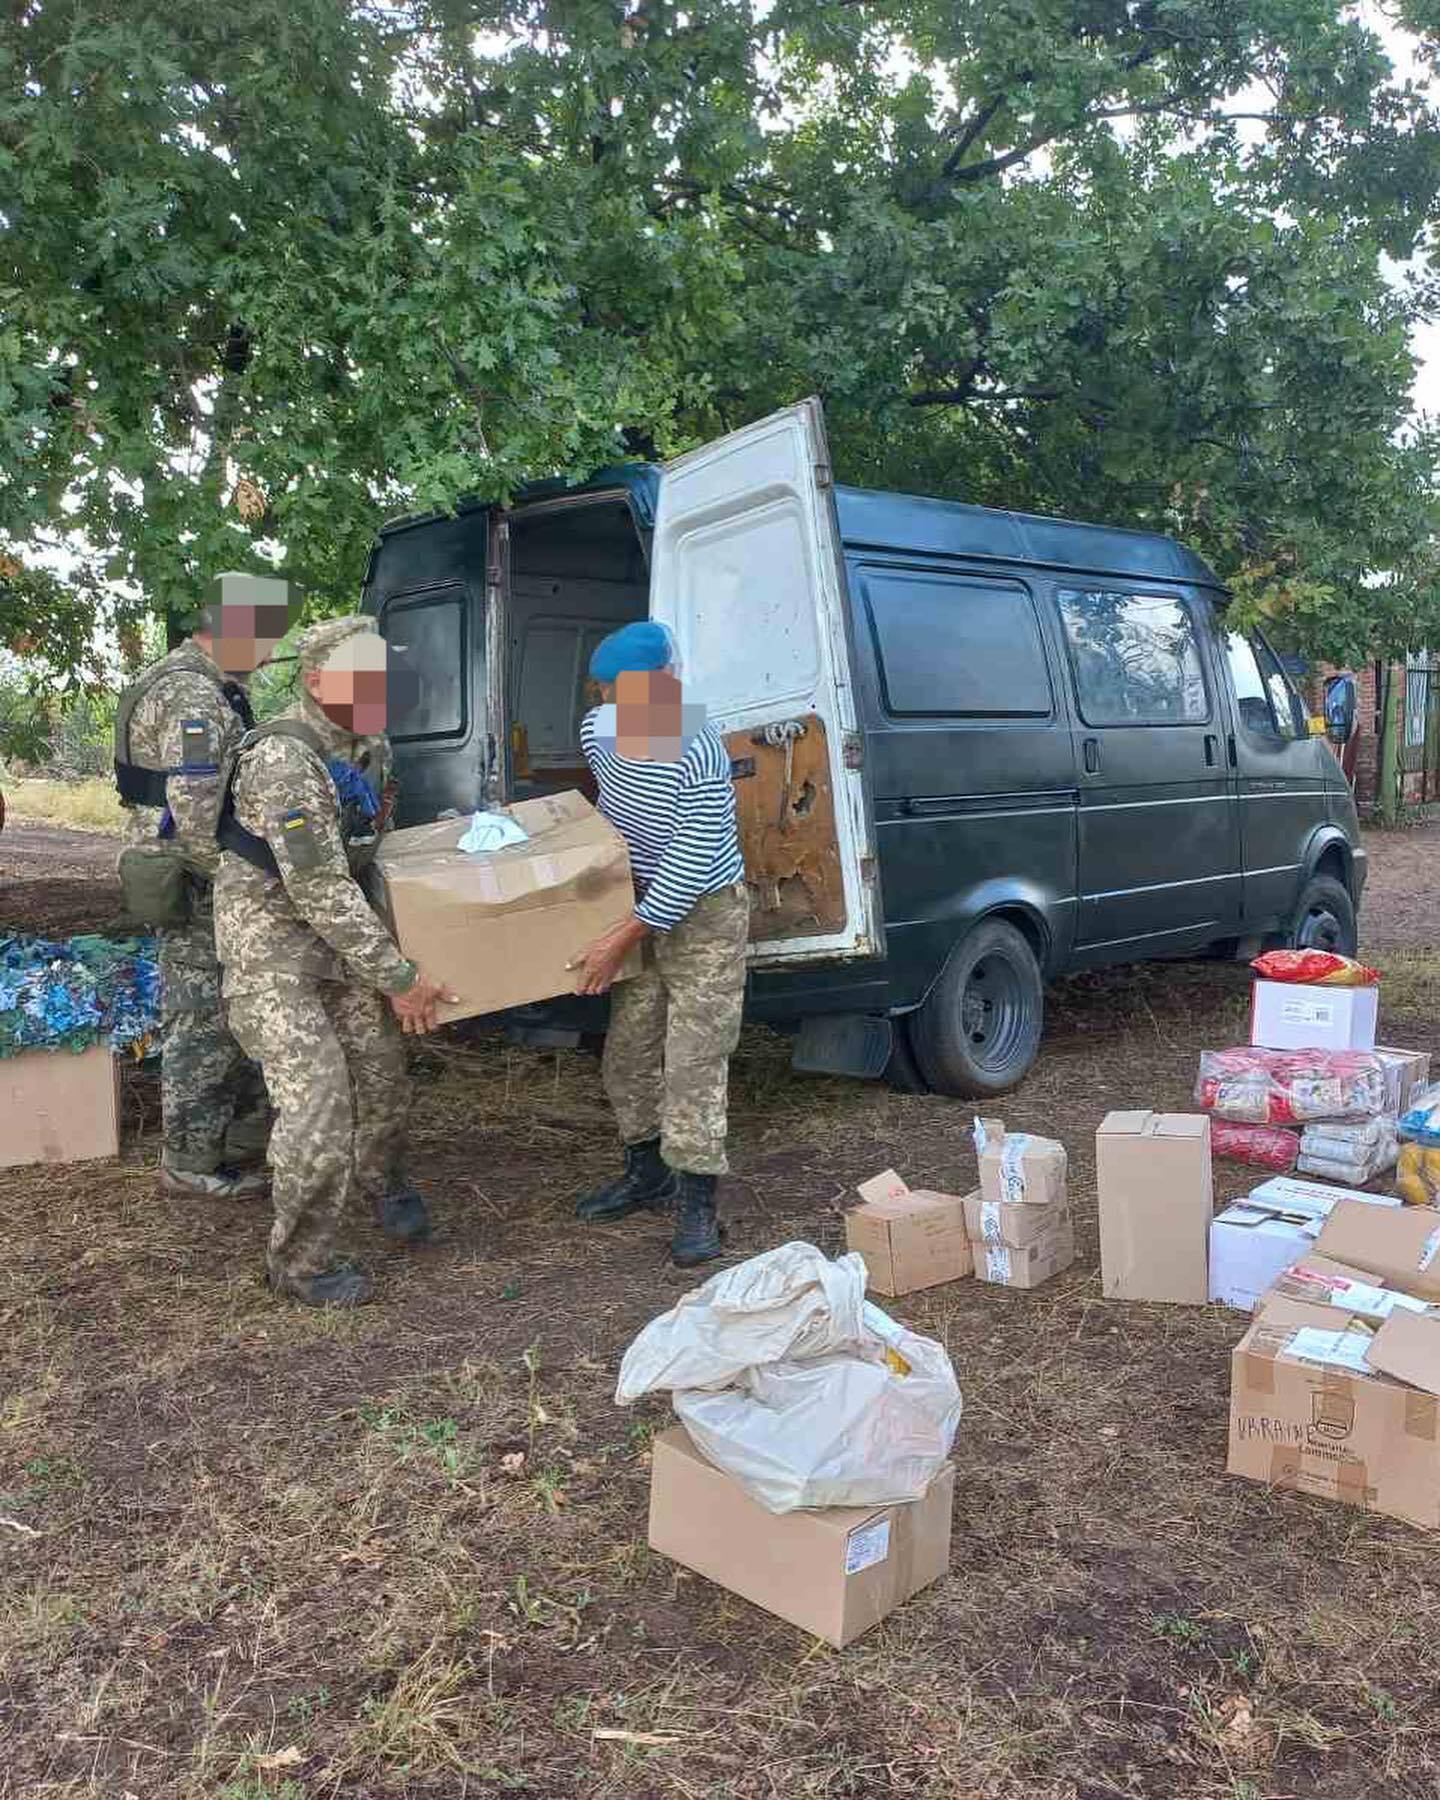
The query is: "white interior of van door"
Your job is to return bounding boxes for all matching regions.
[650,399,883,964]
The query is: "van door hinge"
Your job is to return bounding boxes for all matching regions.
[860,856,877,885]
[814,460,832,489]
[842,732,863,770]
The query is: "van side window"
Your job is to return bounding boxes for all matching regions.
[382,589,467,741]
[1225,631,1304,740]
[862,569,1052,717]
[1057,588,1209,726]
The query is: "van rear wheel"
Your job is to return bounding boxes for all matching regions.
[910,919,1044,1099]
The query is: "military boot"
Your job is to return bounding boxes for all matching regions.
[271,1264,374,1309]
[162,1163,269,1200]
[575,1138,678,1223]
[379,1187,432,1245]
[670,1172,722,1268]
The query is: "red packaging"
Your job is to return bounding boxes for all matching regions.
[1249,950,1379,987]
[1195,1046,1388,1125]
[1209,1120,1301,1172]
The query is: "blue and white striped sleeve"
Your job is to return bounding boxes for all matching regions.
[634,734,740,932]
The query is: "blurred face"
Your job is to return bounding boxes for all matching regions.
[304,633,390,733]
[205,598,296,676]
[614,668,685,759]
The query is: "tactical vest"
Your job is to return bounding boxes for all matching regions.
[113,645,255,808]
[217,719,379,879]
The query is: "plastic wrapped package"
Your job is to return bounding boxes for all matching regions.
[1249,950,1380,987]
[1196,1047,1388,1126]
[1210,1120,1300,1172]
[617,1242,962,1514]
[1296,1115,1398,1187]
[1397,1142,1440,1207]
[1399,1081,1440,1148]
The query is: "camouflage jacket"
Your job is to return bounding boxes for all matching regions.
[213,697,414,998]
[118,641,249,878]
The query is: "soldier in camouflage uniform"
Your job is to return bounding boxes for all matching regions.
[114,585,284,1198]
[214,615,449,1308]
[570,622,748,1268]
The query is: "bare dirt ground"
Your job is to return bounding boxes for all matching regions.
[3,826,1440,1799]
[0,820,129,937]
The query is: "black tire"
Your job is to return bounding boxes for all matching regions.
[1285,874,1358,958]
[910,918,1045,1099]
[882,1016,932,1094]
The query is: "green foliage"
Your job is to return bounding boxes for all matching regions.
[3,0,1438,665]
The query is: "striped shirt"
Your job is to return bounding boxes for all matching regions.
[580,709,745,932]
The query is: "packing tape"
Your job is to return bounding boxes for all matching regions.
[1420,1227,1440,1273]
[1243,1342,1278,1397]
[1267,1446,1371,1506]
[1405,1392,1439,1443]
[980,1199,1002,1247]
[999,1135,1031,1204]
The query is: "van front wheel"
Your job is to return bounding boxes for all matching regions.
[1285,874,1358,958]
[910,919,1044,1099]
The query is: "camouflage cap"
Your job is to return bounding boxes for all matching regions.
[296,614,377,674]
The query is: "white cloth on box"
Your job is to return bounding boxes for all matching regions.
[457,811,528,854]
[616,1241,961,1514]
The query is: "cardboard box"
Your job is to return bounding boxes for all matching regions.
[1377,1046,1432,1116]
[0,1044,120,1169]
[374,791,637,1024]
[1315,1201,1440,1302]
[1096,1112,1213,1304]
[1250,979,1378,1052]
[975,1118,1067,1208]
[962,1189,1071,1251]
[1260,1255,1432,1324]
[1248,1175,1401,1216]
[1227,1295,1440,1529]
[974,1217,1075,1289]
[846,1171,973,1297]
[1210,1188,1401,1314]
[647,1426,954,1648]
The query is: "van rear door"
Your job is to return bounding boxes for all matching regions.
[650,399,883,965]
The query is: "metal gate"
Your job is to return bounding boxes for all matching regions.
[1402,661,1440,803]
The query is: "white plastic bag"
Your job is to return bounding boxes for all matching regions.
[617,1242,962,1514]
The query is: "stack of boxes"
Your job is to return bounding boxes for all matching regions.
[965,1119,1073,1289]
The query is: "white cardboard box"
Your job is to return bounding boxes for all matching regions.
[1250,979,1378,1052]
[1209,1184,1402,1313]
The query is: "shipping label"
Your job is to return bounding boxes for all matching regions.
[1286,1326,1374,1375]
[845,1516,891,1575]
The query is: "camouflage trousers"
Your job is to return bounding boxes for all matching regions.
[158,889,268,1174]
[603,883,749,1176]
[227,976,410,1286]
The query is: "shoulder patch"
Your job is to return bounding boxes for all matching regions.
[276,806,326,871]
[179,718,215,770]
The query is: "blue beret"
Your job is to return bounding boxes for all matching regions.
[589,620,674,682]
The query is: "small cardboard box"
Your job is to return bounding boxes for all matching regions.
[1096,1112,1213,1304]
[1227,1296,1440,1530]
[1314,1200,1440,1302]
[1250,979,1378,1052]
[974,1217,1075,1290]
[1209,1188,1400,1314]
[974,1118,1067,1208]
[0,1044,120,1169]
[374,791,637,1025]
[846,1171,972,1297]
[1377,1046,1432,1116]
[962,1189,1071,1251]
[647,1426,954,1648]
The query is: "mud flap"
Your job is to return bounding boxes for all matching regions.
[790,1013,893,1079]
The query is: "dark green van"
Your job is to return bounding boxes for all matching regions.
[361,399,1365,1096]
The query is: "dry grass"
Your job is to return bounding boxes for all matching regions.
[3,834,1440,1797]
[4,776,124,833]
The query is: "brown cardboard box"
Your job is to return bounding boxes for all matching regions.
[962,1189,1071,1251]
[846,1171,973,1297]
[374,791,637,1024]
[1227,1295,1440,1529]
[1314,1200,1440,1302]
[647,1426,954,1648]
[975,1118,1068,1208]
[973,1217,1075,1289]
[1376,1046,1432,1116]
[0,1044,119,1169]
[1096,1111,1213,1304]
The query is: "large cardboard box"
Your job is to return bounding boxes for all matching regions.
[647,1426,954,1648]
[374,792,637,1024]
[846,1171,973,1297]
[1376,1046,1432,1116]
[0,1044,120,1169]
[973,1217,1075,1290]
[1096,1112,1213,1304]
[963,1189,1070,1251]
[1250,979,1378,1052]
[1209,1187,1402,1314]
[975,1118,1067,1208]
[1314,1200,1440,1302]
[1227,1295,1440,1529]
